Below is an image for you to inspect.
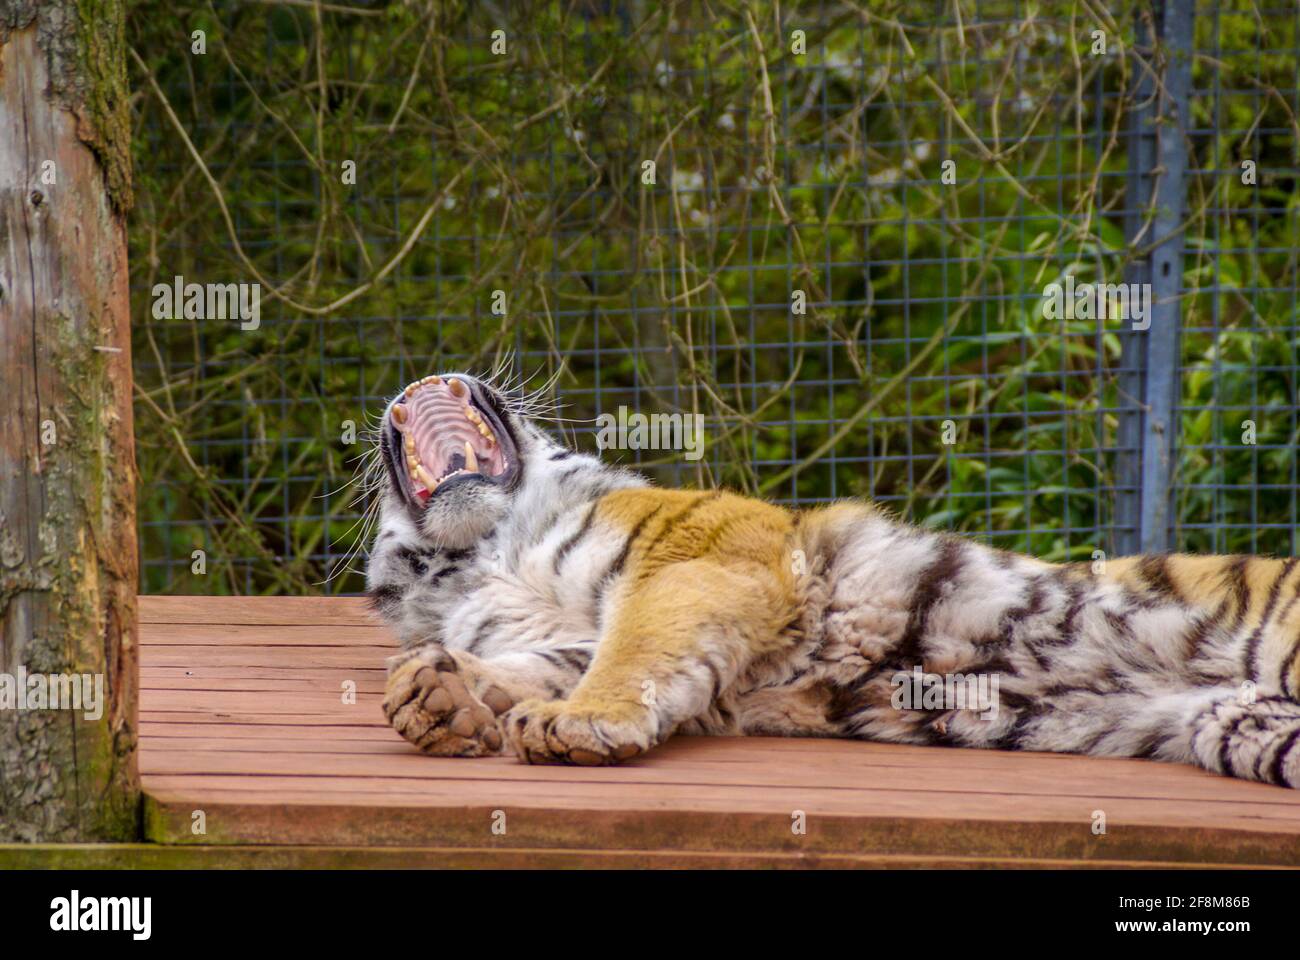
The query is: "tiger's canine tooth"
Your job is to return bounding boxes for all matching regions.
[449,378,467,398]
[464,442,479,473]
[391,404,408,424]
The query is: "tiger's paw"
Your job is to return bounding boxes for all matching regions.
[382,645,514,757]
[503,698,652,765]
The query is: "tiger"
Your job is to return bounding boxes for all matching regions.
[365,370,1300,787]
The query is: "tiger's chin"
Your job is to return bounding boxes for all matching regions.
[414,480,511,548]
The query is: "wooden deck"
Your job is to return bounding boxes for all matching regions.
[137,596,1300,868]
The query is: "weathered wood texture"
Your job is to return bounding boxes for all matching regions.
[0,2,138,840]
[1,841,1284,870]
[136,597,1300,868]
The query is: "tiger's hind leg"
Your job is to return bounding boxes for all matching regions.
[1191,695,1300,787]
[383,644,588,757]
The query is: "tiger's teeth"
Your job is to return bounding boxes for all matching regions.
[407,455,420,469]
[391,404,408,425]
[414,464,437,489]
[404,435,416,453]
[449,378,467,398]
[405,383,418,397]
[464,442,479,473]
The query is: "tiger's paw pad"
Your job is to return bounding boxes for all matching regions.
[382,645,511,757]
[503,699,651,765]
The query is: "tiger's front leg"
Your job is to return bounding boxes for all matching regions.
[383,644,579,757]
[503,559,793,765]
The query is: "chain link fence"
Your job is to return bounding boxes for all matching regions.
[125,0,1300,594]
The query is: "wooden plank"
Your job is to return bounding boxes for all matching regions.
[140,595,378,626]
[142,645,394,669]
[141,792,1300,866]
[140,623,397,646]
[134,595,1300,866]
[139,702,390,723]
[136,740,1300,808]
[3,843,1270,870]
[139,721,398,741]
[142,671,387,686]
[140,779,1300,838]
[143,666,386,684]
[140,690,379,715]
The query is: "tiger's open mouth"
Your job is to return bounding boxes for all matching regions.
[383,375,518,507]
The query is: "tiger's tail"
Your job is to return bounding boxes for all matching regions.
[1103,554,1300,785]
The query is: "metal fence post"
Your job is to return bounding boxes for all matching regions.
[1116,0,1194,556]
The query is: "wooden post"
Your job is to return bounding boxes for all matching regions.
[0,1,139,840]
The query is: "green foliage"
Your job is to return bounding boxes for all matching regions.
[125,1,1300,593]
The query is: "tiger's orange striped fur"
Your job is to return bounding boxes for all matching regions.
[369,373,1300,787]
